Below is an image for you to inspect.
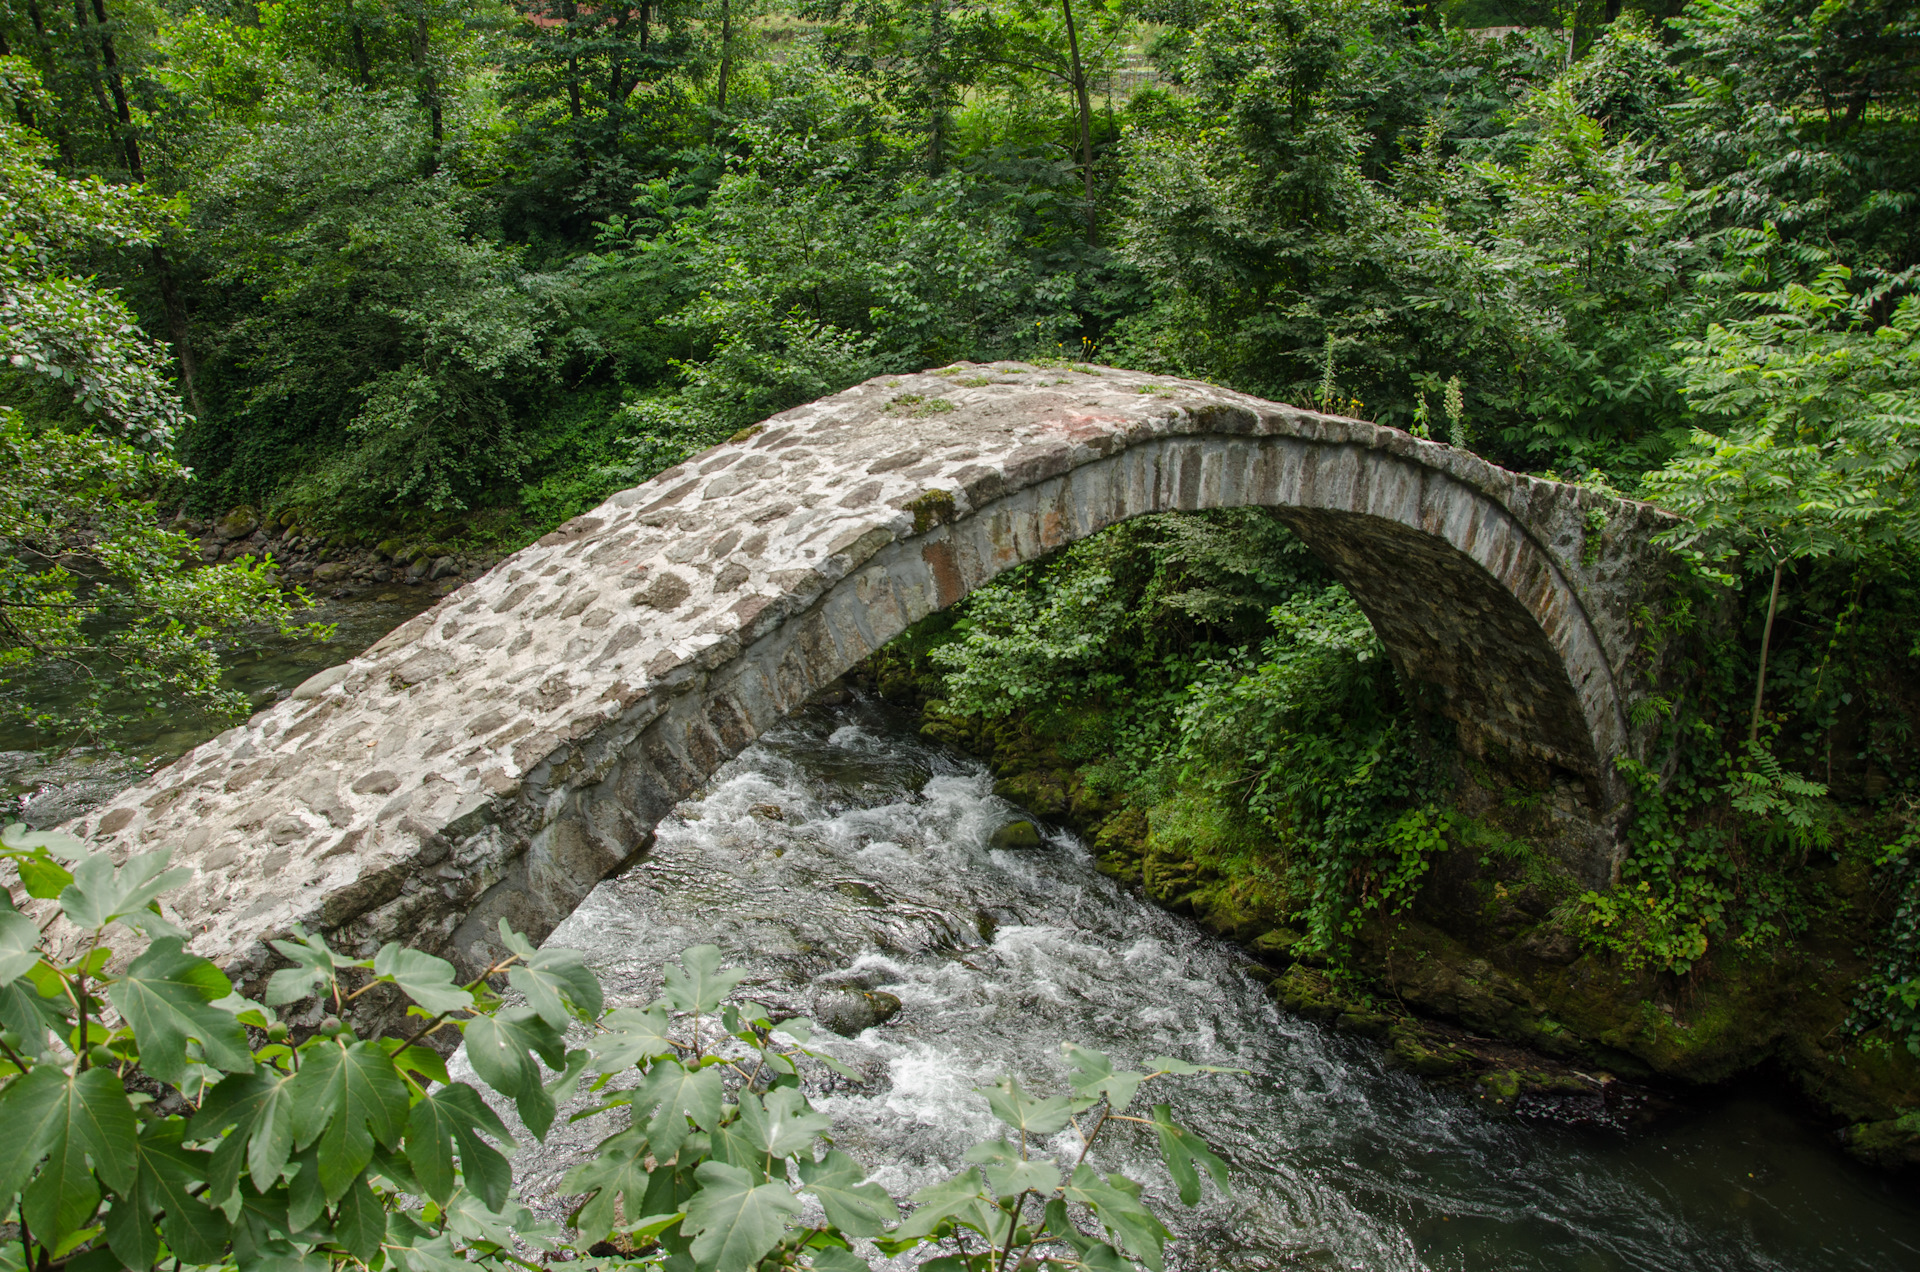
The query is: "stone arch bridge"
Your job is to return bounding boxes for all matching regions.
[73,365,1681,990]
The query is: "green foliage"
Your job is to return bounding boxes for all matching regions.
[0,822,1237,1272]
[0,63,326,745]
[1851,822,1920,1054]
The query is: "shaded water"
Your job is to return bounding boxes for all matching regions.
[0,588,438,827]
[519,694,1920,1271]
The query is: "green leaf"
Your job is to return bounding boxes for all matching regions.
[632,1059,725,1161]
[1062,1164,1168,1271]
[382,1221,471,1272]
[978,1075,1073,1137]
[330,1170,387,1262]
[18,1066,138,1245]
[16,855,73,901]
[660,944,749,1015]
[0,979,64,1059]
[0,908,41,985]
[499,922,604,1026]
[264,927,357,1007]
[0,1065,68,1201]
[593,1004,679,1071]
[57,849,191,936]
[193,1067,301,1202]
[733,1086,832,1168]
[461,1006,567,1140]
[963,1138,1061,1199]
[682,1160,800,1272]
[372,943,473,1015]
[289,1038,409,1202]
[1,824,84,861]
[1150,1103,1230,1206]
[895,1168,992,1240]
[103,1118,230,1268]
[405,1082,515,1210]
[107,936,253,1087]
[796,1150,896,1237]
[560,1128,655,1243]
[809,1249,871,1271]
[1063,1043,1145,1112]
[1142,1055,1241,1077]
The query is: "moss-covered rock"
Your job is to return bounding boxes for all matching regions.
[1842,1111,1920,1168]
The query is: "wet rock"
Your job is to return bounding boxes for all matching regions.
[215,508,259,541]
[989,819,1043,850]
[812,985,901,1037]
[313,562,350,583]
[749,803,784,821]
[405,557,430,582]
[372,567,392,583]
[811,678,852,707]
[428,555,458,581]
[1844,1113,1920,1168]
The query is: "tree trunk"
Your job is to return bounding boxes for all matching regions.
[413,15,442,172]
[926,0,946,176]
[23,2,73,167]
[715,0,733,114]
[84,0,203,416]
[562,1,582,119]
[1748,561,1784,745]
[347,0,372,87]
[1061,0,1096,245]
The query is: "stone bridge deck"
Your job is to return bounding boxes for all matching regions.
[71,364,1680,991]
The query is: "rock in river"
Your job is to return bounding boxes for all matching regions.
[812,985,902,1037]
[989,819,1044,850]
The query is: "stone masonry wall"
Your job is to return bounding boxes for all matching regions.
[64,364,1681,1000]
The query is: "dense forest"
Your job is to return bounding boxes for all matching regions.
[2,2,1920,1267]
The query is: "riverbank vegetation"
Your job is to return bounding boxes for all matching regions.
[2,0,1920,1224]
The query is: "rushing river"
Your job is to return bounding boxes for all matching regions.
[502,693,1920,1272]
[12,596,1917,1268]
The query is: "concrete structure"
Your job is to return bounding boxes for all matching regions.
[69,364,1681,993]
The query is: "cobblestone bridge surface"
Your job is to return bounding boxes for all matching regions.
[70,364,1680,993]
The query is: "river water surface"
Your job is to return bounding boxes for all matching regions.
[515,694,1920,1272]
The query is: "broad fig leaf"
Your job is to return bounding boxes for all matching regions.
[0,909,41,985]
[1142,1055,1242,1077]
[330,1171,388,1262]
[15,855,72,901]
[964,1137,1062,1199]
[264,927,357,1007]
[731,1087,832,1168]
[372,944,473,1015]
[461,1007,567,1140]
[894,1168,992,1241]
[193,1067,301,1202]
[405,1082,515,1210]
[382,1218,470,1272]
[289,1038,408,1202]
[0,823,84,861]
[103,1119,230,1269]
[631,1059,724,1160]
[796,1149,896,1237]
[683,1160,800,1272]
[978,1075,1073,1138]
[1149,1103,1231,1205]
[57,849,190,935]
[593,1004,679,1072]
[809,1248,872,1272]
[108,936,254,1087]
[19,1066,138,1245]
[1063,1043,1145,1112]
[498,921,603,1025]
[560,1128,653,1243]
[1062,1164,1168,1271]
[660,944,748,1015]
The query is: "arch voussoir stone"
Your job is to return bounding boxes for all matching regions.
[67,363,1684,1006]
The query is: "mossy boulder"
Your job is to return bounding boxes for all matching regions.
[1843,1111,1920,1168]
